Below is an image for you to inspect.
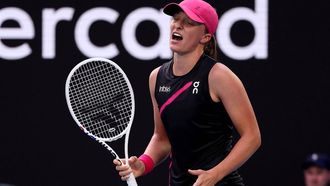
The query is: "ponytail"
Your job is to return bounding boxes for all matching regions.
[204,36,219,61]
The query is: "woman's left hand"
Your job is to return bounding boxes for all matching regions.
[188,169,218,186]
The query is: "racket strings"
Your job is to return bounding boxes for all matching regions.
[71,75,130,137]
[68,61,133,139]
[70,63,123,108]
[84,98,132,137]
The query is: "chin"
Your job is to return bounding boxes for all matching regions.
[170,43,184,52]
[169,46,179,53]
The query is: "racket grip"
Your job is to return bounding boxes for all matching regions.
[126,172,138,186]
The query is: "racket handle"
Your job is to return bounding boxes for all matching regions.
[126,172,138,186]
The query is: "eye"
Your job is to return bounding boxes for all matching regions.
[183,18,201,26]
[184,19,194,25]
[172,13,180,21]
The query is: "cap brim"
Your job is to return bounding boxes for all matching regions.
[163,3,204,24]
[302,161,327,170]
[163,3,183,16]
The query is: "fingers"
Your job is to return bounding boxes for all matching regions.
[189,169,218,186]
[113,159,122,166]
[120,174,131,181]
[113,156,137,166]
[128,156,138,165]
[188,169,203,176]
[113,158,139,181]
[117,167,132,181]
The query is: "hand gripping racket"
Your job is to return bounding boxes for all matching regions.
[65,57,138,186]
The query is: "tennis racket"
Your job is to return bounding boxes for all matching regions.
[65,57,138,186]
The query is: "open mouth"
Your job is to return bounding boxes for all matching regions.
[172,32,183,41]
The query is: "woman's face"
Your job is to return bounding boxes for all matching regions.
[169,11,207,55]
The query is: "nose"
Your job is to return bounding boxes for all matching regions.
[171,19,183,30]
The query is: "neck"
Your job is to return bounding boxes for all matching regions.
[172,48,204,76]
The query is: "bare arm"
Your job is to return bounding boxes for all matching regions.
[114,67,171,180]
[143,67,172,164]
[189,63,261,185]
[209,63,261,180]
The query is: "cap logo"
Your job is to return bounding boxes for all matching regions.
[311,153,319,161]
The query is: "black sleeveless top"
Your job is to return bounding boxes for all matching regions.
[155,55,244,186]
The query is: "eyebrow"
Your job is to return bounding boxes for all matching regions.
[172,12,202,26]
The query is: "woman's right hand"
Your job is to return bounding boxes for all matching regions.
[113,156,145,181]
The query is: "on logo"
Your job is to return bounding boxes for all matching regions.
[192,81,200,94]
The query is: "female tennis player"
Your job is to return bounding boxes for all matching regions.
[114,0,261,185]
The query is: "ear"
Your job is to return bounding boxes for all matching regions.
[200,33,212,44]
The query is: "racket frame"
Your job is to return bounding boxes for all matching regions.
[65,57,137,185]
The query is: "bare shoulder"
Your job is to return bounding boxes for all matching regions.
[149,66,161,96]
[149,66,161,83]
[209,63,241,85]
[209,63,245,101]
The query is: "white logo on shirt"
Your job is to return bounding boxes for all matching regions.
[159,85,171,93]
[192,81,200,94]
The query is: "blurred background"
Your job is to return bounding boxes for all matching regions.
[1,0,329,185]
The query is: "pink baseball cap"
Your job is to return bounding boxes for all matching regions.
[163,0,219,35]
